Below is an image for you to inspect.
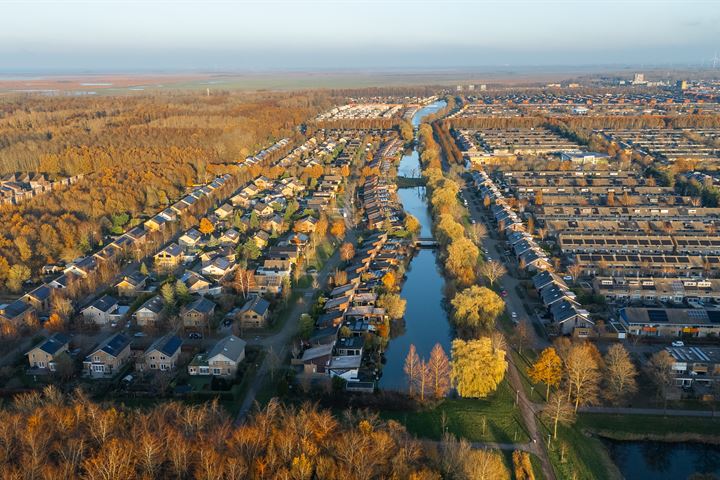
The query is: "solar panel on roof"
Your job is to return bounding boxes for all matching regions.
[647,310,669,322]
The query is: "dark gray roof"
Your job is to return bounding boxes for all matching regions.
[87,294,119,313]
[92,333,130,358]
[1,299,33,320]
[35,333,70,355]
[148,334,182,357]
[240,296,270,316]
[186,297,216,315]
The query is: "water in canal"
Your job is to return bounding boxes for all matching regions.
[379,100,451,391]
[603,439,720,479]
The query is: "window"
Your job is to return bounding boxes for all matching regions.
[213,368,221,375]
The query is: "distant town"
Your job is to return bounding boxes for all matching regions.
[1,72,720,479]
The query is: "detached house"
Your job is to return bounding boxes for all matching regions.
[181,297,216,330]
[81,295,119,326]
[188,335,246,377]
[294,216,318,234]
[134,296,164,326]
[83,333,131,378]
[21,285,54,314]
[26,333,70,371]
[154,243,183,271]
[179,228,203,250]
[214,203,234,219]
[237,295,271,329]
[136,334,182,372]
[115,272,148,297]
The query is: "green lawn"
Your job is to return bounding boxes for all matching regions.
[577,412,720,440]
[382,382,530,443]
[545,422,620,480]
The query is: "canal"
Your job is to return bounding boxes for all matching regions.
[379,99,450,390]
[603,439,720,479]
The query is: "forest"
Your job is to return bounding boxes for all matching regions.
[0,387,516,480]
[0,91,334,289]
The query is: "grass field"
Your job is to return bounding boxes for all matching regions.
[382,381,530,443]
[578,413,720,441]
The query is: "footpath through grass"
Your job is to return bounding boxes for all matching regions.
[382,381,530,444]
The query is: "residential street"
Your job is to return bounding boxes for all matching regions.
[459,179,557,480]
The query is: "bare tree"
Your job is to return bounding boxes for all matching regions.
[565,343,601,412]
[404,344,421,396]
[567,263,584,284]
[479,260,507,287]
[426,343,451,399]
[604,344,638,404]
[543,391,576,439]
[513,319,532,355]
[646,350,675,411]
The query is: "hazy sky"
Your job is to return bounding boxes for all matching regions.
[1,0,719,72]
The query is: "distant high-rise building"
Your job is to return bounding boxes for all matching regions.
[633,73,646,85]
[456,85,463,92]
[467,84,475,91]
[479,84,487,91]
[677,80,688,91]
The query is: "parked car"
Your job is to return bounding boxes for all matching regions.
[133,332,146,338]
[511,312,518,319]
[501,290,508,297]
[672,340,685,347]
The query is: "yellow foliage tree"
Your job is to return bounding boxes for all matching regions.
[528,347,563,399]
[451,337,507,398]
[450,285,505,332]
[199,218,215,235]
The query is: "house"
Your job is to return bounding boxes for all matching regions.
[253,230,270,249]
[335,336,364,357]
[83,333,131,378]
[188,335,246,377]
[136,334,182,372]
[134,296,164,326]
[237,295,271,329]
[328,354,362,381]
[115,272,148,297]
[294,216,318,234]
[254,176,273,190]
[666,346,720,387]
[21,284,53,314]
[26,333,70,371]
[619,307,720,338]
[201,256,236,278]
[144,215,168,231]
[262,214,285,234]
[214,203,234,219]
[180,271,217,296]
[81,295,119,325]
[253,202,274,218]
[154,243,183,271]
[181,297,216,330]
[218,228,240,246]
[179,228,203,250]
[292,343,334,375]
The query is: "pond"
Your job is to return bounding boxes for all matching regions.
[603,439,720,479]
[378,99,452,391]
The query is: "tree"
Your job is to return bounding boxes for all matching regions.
[51,296,74,321]
[381,271,396,291]
[543,391,576,439]
[160,283,175,307]
[565,343,601,412]
[339,242,354,262]
[139,262,149,276]
[427,343,451,399]
[6,264,31,292]
[513,319,532,355]
[528,347,563,400]
[198,218,215,236]
[464,448,510,480]
[479,260,506,287]
[174,279,190,303]
[233,265,255,299]
[451,286,505,332]
[446,237,479,286]
[46,313,65,332]
[512,450,535,480]
[299,314,314,340]
[404,344,421,396]
[330,219,346,239]
[604,344,638,404]
[566,263,584,283]
[404,214,421,236]
[646,350,675,411]
[469,222,488,244]
[377,293,406,320]
[240,238,261,260]
[451,337,507,398]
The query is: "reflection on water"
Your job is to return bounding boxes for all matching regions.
[603,439,720,479]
